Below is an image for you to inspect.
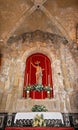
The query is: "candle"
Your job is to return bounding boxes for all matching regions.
[27,73,28,85]
[48,75,50,86]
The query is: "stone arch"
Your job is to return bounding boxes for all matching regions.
[22,45,53,64]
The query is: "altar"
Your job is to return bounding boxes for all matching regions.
[12,112,64,127]
[14,112,64,123]
[30,90,47,99]
[25,90,52,99]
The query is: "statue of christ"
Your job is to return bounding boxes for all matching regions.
[31,61,44,85]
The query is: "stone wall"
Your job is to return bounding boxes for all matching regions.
[0,30,78,113]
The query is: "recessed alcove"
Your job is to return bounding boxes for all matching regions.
[23,52,53,99]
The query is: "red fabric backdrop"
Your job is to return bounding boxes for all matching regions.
[23,53,53,98]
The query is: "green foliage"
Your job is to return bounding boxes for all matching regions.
[25,86,31,91]
[44,86,52,91]
[25,84,52,92]
[31,84,44,92]
[32,105,48,112]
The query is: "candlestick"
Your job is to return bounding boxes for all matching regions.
[48,75,50,86]
[26,73,28,85]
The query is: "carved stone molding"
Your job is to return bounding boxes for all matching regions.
[7,30,68,46]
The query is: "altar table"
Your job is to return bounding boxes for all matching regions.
[5,127,74,130]
[25,90,52,99]
[14,112,64,124]
[30,91,47,99]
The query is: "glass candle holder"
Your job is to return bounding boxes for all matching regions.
[47,91,50,99]
[26,91,30,99]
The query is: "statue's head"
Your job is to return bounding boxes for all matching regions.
[35,61,40,66]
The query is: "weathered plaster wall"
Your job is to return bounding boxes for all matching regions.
[0,0,78,114]
[0,31,78,113]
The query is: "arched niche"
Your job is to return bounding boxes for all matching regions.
[23,52,53,98]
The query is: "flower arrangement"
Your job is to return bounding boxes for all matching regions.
[44,86,52,91]
[25,85,31,91]
[33,114,46,127]
[32,105,48,112]
[31,84,44,92]
[24,85,31,92]
[25,84,52,92]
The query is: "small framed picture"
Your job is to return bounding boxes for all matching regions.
[0,115,4,128]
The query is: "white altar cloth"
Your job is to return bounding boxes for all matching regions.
[14,112,64,124]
